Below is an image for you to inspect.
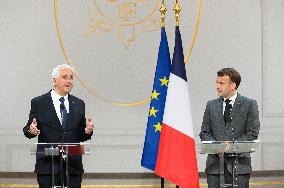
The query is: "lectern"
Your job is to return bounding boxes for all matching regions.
[199,140,260,188]
[30,143,90,188]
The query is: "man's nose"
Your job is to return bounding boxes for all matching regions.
[66,78,73,83]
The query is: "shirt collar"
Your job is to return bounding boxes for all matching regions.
[51,89,68,102]
[223,92,238,103]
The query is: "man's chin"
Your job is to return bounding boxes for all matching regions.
[65,89,72,94]
[217,92,223,97]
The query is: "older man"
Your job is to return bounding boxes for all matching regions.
[200,68,260,188]
[23,64,94,188]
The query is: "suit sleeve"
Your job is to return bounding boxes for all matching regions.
[199,101,216,141]
[23,98,38,139]
[237,99,260,141]
[79,102,93,142]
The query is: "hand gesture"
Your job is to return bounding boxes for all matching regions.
[29,118,40,136]
[85,118,94,134]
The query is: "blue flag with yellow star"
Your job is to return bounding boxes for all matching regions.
[141,27,171,171]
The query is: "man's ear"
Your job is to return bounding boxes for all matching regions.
[53,78,57,86]
[231,82,237,90]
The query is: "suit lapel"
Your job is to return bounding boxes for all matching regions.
[231,93,243,121]
[44,92,61,129]
[66,95,76,130]
[216,97,225,127]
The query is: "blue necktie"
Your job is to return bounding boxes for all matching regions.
[59,97,67,129]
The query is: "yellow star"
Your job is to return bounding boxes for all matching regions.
[149,106,158,117]
[159,76,169,87]
[153,122,162,132]
[151,89,160,100]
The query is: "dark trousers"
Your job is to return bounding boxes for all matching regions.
[207,167,250,188]
[37,174,82,188]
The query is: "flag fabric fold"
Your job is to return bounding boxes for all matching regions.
[155,26,200,188]
[141,27,171,171]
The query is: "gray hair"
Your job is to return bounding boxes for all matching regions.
[52,64,74,79]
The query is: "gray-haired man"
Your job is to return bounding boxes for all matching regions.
[23,64,94,188]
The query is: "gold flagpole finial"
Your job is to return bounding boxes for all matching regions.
[160,0,167,27]
[173,0,181,26]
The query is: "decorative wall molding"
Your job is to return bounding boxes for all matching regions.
[261,0,284,118]
[262,142,284,170]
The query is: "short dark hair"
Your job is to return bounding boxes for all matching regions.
[217,68,241,89]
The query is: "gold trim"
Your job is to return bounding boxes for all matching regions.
[92,0,161,27]
[159,0,167,27]
[173,0,181,27]
[185,0,201,64]
[53,0,201,106]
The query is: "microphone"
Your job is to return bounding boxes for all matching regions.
[60,103,65,125]
[60,103,65,110]
[59,99,66,187]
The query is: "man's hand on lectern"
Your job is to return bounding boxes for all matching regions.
[219,141,230,157]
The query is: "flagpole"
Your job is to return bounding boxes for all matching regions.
[173,2,180,188]
[174,0,181,27]
[159,2,166,188]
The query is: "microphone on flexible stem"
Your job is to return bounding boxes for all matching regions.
[60,103,65,188]
[60,103,65,151]
[60,103,65,141]
[60,104,65,113]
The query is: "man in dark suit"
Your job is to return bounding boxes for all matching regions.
[199,68,260,188]
[23,64,94,188]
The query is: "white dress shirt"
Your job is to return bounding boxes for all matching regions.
[51,90,69,124]
[222,92,237,114]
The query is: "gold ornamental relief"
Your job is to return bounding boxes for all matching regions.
[54,0,201,106]
[84,0,161,48]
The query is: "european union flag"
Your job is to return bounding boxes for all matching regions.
[141,27,171,171]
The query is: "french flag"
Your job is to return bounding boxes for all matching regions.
[155,26,200,188]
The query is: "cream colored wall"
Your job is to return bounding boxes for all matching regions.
[0,0,283,173]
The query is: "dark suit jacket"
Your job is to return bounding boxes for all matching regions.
[199,93,260,174]
[23,91,92,175]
